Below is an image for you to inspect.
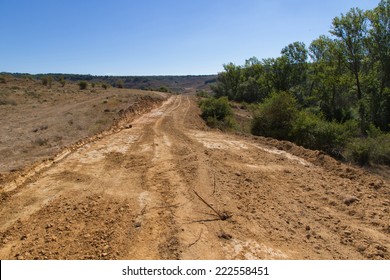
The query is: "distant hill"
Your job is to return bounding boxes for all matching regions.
[2,73,217,94]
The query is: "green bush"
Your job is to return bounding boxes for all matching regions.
[41,76,52,87]
[59,76,66,87]
[0,75,6,83]
[345,138,373,165]
[158,86,169,93]
[116,79,124,88]
[290,111,351,157]
[102,83,108,90]
[345,132,390,166]
[78,81,88,90]
[196,90,211,98]
[200,96,235,129]
[251,91,298,140]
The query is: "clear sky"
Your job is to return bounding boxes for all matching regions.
[0,0,380,75]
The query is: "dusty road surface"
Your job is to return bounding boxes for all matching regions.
[0,95,389,260]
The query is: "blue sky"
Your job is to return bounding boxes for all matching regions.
[0,0,380,75]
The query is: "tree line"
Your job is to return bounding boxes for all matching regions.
[207,0,389,165]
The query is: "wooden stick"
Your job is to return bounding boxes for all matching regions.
[193,190,222,219]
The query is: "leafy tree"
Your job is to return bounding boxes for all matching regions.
[331,8,369,131]
[212,63,242,100]
[366,0,390,130]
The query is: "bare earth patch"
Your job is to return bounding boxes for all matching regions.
[0,92,389,260]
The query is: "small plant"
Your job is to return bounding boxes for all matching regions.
[102,83,108,90]
[41,76,52,88]
[116,79,124,88]
[158,86,169,93]
[0,75,6,83]
[59,76,66,87]
[196,90,211,98]
[33,137,48,146]
[78,81,88,90]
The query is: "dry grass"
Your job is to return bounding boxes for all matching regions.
[0,77,165,173]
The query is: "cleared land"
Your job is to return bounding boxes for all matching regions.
[0,85,389,259]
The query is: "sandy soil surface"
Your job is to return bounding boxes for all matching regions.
[0,95,389,260]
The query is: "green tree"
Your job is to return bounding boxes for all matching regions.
[366,0,390,130]
[331,8,369,131]
[212,63,242,100]
[309,36,354,122]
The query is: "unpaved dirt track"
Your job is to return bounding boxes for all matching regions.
[0,95,389,260]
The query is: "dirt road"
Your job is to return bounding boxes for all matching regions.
[0,95,389,259]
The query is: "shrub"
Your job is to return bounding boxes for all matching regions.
[345,132,390,166]
[41,76,52,87]
[158,86,169,93]
[116,79,124,88]
[0,75,6,83]
[196,90,211,98]
[345,138,373,165]
[78,81,88,90]
[200,96,235,129]
[102,83,108,90]
[251,91,298,140]
[59,76,66,87]
[290,111,350,157]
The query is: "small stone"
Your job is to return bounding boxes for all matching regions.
[20,234,28,240]
[344,196,359,206]
[218,231,232,240]
[134,222,141,228]
[306,225,311,231]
